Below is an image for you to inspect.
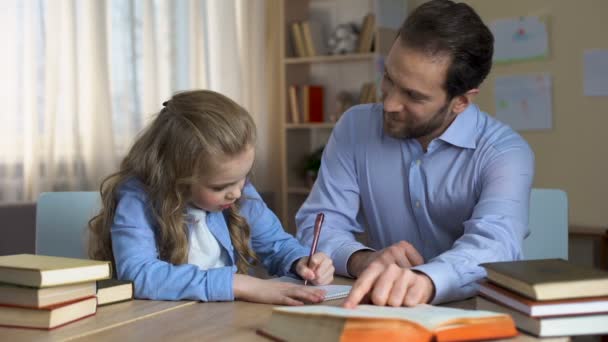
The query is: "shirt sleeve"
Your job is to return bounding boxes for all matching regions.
[295,107,371,277]
[412,142,535,304]
[240,183,309,276]
[111,188,234,302]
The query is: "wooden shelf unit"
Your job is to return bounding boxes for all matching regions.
[277,0,404,233]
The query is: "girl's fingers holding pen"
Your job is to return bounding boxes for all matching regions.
[310,252,330,267]
[295,257,316,280]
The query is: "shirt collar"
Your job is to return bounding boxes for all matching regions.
[437,104,478,149]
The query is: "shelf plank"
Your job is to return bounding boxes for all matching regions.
[284,53,375,65]
[286,122,335,129]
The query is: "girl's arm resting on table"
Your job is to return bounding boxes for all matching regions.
[112,222,236,301]
[233,274,325,305]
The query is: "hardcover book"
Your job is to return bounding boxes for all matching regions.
[478,280,608,317]
[258,304,517,342]
[480,258,608,300]
[0,296,97,330]
[0,281,96,308]
[477,296,608,337]
[96,279,134,306]
[0,254,111,288]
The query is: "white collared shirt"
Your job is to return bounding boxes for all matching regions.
[187,206,230,270]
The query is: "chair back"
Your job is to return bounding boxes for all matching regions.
[35,192,101,258]
[523,188,568,260]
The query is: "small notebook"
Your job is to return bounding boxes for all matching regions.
[271,276,351,301]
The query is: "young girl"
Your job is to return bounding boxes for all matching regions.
[88,90,334,305]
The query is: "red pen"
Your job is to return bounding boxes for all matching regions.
[304,213,324,286]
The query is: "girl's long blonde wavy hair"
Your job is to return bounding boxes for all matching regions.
[88,90,257,273]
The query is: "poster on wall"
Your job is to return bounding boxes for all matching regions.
[491,16,549,64]
[583,49,608,96]
[495,74,553,131]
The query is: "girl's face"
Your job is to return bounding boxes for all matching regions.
[190,145,255,212]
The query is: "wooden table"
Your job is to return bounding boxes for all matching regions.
[0,277,568,342]
[0,299,195,342]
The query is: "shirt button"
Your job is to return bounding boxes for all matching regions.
[415,201,420,208]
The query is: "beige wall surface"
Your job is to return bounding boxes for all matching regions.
[410,0,608,226]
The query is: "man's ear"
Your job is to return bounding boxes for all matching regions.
[451,89,479,114]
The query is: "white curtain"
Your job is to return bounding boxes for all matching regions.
[0,0,271,202]
[0,0,115,201]
[206,1,270,190]
[111,0,271,187]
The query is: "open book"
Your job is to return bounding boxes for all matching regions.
[271,276,351,301]
[258,304,517,342]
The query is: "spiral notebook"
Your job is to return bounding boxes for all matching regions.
[272,276,351,301]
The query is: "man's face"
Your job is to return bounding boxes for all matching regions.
[381,40,456,140]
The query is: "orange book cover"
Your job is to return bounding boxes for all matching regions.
[258,304,517,342]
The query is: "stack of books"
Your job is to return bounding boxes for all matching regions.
[0,254,132,330]
[477,259,608,337]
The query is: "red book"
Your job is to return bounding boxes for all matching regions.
[0,296,97,330]
[308,85,324,123]
[478,280,608,317]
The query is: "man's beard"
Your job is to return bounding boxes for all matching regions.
[383,101,451,140]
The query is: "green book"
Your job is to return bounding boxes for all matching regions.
[480,258,608,300]
[96,279,133,306]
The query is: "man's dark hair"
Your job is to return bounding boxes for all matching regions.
[398,0,494,99]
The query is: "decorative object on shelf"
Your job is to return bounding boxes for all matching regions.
[301,146,325,188]
[331,91,355,122]
[327,23,359,55]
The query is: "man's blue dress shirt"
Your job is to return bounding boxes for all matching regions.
[296,103,534,304]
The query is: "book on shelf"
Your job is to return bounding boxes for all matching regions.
[270,276,351,301]
[307,85,324,123]
[290,21,308,58]
[0,254,112,288]
[476,296,608,337]
[0,296,97,330]
[478,280,608,317]
[96,279,134,306]
[480,258,608,300]
[300,21,317,57]
[0,281,96,309]
[366,83,377,103]
[257,304,517,342]
[288,85,300,124]
[357,13,376,53]
[301,85,310,123]
[289,85,324,124]
[359,82,377,104]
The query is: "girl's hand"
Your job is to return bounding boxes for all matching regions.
[233,274,326,305]
[294,252,334,285]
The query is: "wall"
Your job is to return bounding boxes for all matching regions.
[408,0,608,227]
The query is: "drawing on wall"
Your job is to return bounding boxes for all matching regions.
[495,74,552,131]
[584,49,608,96]
[491,16,549,64]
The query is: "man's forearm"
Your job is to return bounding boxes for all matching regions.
[346,250,375,277]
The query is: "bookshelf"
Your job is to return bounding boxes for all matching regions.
[277,0,406,233]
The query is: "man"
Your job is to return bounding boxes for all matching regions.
[295,0,534,307]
